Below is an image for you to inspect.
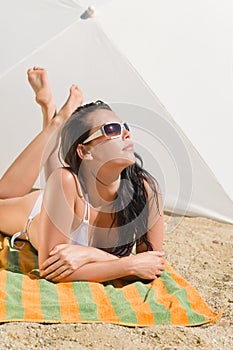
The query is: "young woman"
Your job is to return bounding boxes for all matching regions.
[1,67,165,283]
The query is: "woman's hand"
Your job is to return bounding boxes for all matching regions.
[130,251,165,280]
[40,244,91,282]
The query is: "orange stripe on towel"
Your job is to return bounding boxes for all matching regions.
[0,236,8,320]
[123,284,155,325]
[89,283,120,323]
[0,270,7,320]
[22,275,44,321]
[18,245,35,276]
[0,237,10,270]
[166,263,220,321]
[56,283,82,322]
[151,278,190,325]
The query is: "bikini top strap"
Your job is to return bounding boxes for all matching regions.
[83,193,90,223]
[28,190,43,220]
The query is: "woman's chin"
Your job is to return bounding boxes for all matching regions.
[116,155,136,168]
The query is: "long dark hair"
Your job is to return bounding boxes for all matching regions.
[60,101,162,257]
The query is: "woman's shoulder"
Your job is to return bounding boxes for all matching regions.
[143,176,161,195]
[46,167,84,198]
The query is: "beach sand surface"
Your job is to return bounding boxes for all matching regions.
[0,215,232,350]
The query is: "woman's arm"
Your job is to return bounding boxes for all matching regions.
[40,243,119,280]
[38,168,122,279]
[38,167,78,267]
[44,250,165,283]
[137,180,164,253]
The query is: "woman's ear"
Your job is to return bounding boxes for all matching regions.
[77,144,93,160]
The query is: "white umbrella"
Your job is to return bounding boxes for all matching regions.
[0,0,233,224]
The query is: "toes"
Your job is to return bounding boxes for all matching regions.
[70,84,79,91]
[33,66,45,71]
[27,66,43,74]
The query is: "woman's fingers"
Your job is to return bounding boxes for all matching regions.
[51,269,73,283]
[148,250,165,257]
[40,258,63,277]
[40,244,89,280]
[43,264,71,281]
[40,254,60,272]
[155,261,166,276]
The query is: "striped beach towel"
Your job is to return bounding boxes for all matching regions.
[0,233,221,326]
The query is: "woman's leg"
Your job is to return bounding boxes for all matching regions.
[0,67,83,199]
[0,67,56,199]
[0,190,41,237]
[43,86,83,181]
[28,66,83,181]
[27,66,56,129]
[0,81,83,250]
[0,118,60,199]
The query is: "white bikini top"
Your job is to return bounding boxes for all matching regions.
[11,190,90,248]
[70,193,90,246]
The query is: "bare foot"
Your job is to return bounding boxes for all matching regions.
[56,84,83,123]
[27,67,56,127]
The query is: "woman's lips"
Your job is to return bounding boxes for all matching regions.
[122,143,134,151]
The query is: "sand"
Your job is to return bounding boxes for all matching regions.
[0,215,232,350]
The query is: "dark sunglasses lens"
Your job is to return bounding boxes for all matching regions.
[123,122,130,131]
[104,123,121,136]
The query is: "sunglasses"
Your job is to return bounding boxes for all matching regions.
[82,121,130,144]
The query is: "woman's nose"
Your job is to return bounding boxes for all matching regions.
[122,125,130,140]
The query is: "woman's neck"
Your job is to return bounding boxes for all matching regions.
[81,166,121,207]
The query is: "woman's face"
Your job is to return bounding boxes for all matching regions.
[84,109,135,169]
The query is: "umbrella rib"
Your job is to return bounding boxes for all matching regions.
[0,16,81,80]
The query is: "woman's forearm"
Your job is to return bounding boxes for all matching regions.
[87,246,119,263]
[41,245,165,283]
[39,243,119,280]
[61,256,133,282]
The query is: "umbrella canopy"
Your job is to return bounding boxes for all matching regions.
[0,0,233,224]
